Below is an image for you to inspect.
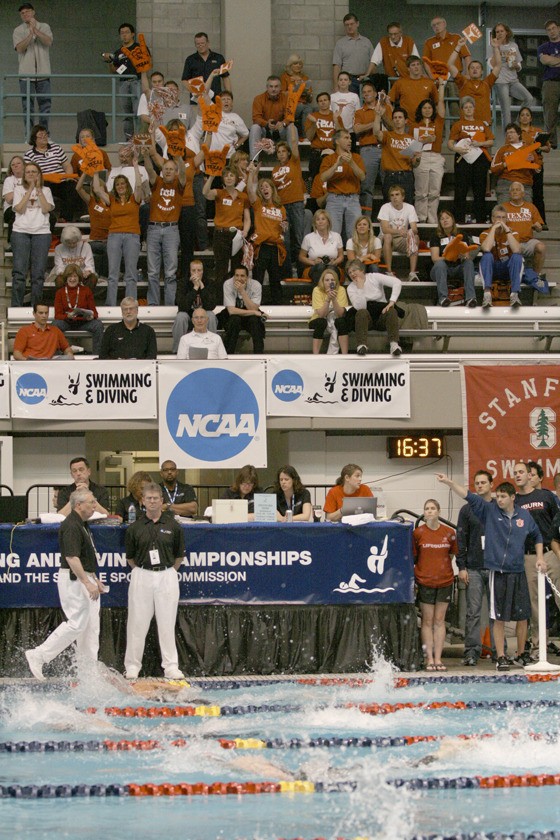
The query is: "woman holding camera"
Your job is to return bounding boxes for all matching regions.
[299,209,344,284]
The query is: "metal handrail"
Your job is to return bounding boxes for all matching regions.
[0,485,14,496]
[390,508,457,530]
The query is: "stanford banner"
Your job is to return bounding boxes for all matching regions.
[462,364,560,482]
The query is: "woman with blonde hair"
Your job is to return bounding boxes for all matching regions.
[346,215,382,267]
[299,208,344,283]
[247,162,287,304]
[10,161,54,306]
[280,54,313,136]
[308,267,349,355]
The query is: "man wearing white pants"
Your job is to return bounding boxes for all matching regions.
[124,483,185,680]
[25,489,104,680]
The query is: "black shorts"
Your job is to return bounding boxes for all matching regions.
[417,583,453,605]
[489,570,531,622]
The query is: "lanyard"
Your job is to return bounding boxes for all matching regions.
[64,284,80,314]
[164,484,179,504]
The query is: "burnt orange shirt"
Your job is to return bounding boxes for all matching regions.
[521,125,546,164]
[389,77,437,122]
[252,92,287,127]
[490,143,534,186]
[354,104,382,147]
[280,72,310,91]
[423,32,470,65]
[214,188,249,229]
[13,323,69,359]
[149,175,182,222]
[305,110,338,149]
[377,35,418,77]
[480,227,519,260]
[503,200,543,242]
[380,129,415,172]
[88,194,111,241]
[109,195,140,235]
[181,154,197,207]
[319,152,365,194]
[251,197,285,246]
[455,73,496,124]
[411,115,444,154]
[271,158,305,204]
[449,119,494,145]
[310,174,327,200]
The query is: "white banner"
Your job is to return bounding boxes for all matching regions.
[158,360,267,468]
[10,361,157,419]
[267,358,410,418]
[0,365,10,418]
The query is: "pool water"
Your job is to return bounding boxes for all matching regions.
[1,661,560,840]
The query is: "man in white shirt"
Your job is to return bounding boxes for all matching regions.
[177,308,227,360]
[222,266,265,354]
[106,146,150,200]
[190,91,248,158]
[377,185,420,280]
[137,70,165,127]
[330,72,361,133]
[346,258,403,357]
[13,3,53,131]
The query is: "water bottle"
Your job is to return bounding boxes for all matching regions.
[285,510,293,523]
[373,487,387,520]
[128,503,136,524]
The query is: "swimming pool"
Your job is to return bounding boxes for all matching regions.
[1,662,560,840]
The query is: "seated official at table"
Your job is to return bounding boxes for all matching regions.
[275,465,313,522]
[56,456,109,517]
[115,470,153,522]
[159,459,198,517]
[323,462,374,522]
[176,308,227,360]
[221,464,260,520]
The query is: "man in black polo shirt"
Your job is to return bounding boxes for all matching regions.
[159,459,198,517]
[514,461,560,656]
[124,482,185,679]
[102,22,144,139]
[181,31,230,100]
[99,297,157,359]
[56,456,109,517]
[25,489,104,680]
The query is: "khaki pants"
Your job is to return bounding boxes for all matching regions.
[524,548,560,649]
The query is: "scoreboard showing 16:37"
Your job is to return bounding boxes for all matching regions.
[386,435,444,459]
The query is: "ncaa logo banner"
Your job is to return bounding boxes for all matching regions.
[0,365,9,418]
[462,364,560,482]
[158,361,267,468]
[267,358,410,418]
[10,361,157,419]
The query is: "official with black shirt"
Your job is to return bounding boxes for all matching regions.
[124,483,185,679]
[159,459,197,517]
[99,297,157,360]
[56,456,110,517]
[25,489,104,680]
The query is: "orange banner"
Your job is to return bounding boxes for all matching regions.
[462,365,560,484]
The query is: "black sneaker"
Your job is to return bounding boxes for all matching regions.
[547,641,560,656]
[465,298,477,309]
[439,297,451,307]
[357,345,367,356]
[512,651,536,667]
[496,656,510,671]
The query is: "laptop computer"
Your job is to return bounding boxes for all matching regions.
[341,496,378,518]
[0,495,28,523]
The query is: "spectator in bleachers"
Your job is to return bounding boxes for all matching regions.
[377,184,419,281]
[319,128,365,238]
[272,124,306,275]
[246,163,287,304]
[423,16,470,116]
[305,93,342,183]
[70,129,111,175]
[537,20,560,149]
[25,125,81,222]
[191,89,248,159]
[13,3,52,131]
[370,22,419,82]
[172,259,219,353]
[389,57,437,126]
[181,32,230,101]
[10,161,53,307]
[346,258,404,357]
[138,70,165,128]
[411,81,446,224]
[448,38,501,126]
[106,145,151,249]
[480,205,523,309]
[429,209,477,308]
[308,267,349,355]
[203,168,250,287]
[114,470,153,523]
[2,155,25,243]
[249,76,288,158]
[13,300,73,360]
[280,55,313,136]
[177,307,227,360]
[221,465,260,519]
[142,143,186,306]
[503,181,547,283]
[354,81,390,217]
[346,215,382,267]
[519,107,550,227]
[490,123,536,204]
[490,23,535,130]
[447,96,494,224]
[101,23,143,140]
[93,158,143,307]
[52,264,104,355]
[275,466,313,522]
[373,105,420,205]
[222,266,265,354]
[76,172,110,280]
[230,150,249,189]
[48,225,98,290]
[330,72,361,139]
[99,297,157,360]
[332,12,375,94]
[161,81,189,127]
[299,209,344,284]
[175,127,205,287]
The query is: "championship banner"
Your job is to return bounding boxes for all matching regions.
[0,521,414,608]
[267,358,410,418]
[0,365,10,418]
[10,361,157,419]
[158,360,267,468]
[462,364,560,482]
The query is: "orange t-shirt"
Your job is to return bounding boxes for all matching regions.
[319,152,365,194]
[149,175,182,222]
[455,74,496,124]
[490,143,534,186]
[378,35,418,77]
[13,323,69,359]
[323,483,373,514]
[88,194,111,241]
[181,155,197,207]
[309,174,327,200]
[271,158,305,204]
[109,195,140,235]
[413,522,457,588]
[214,188,249,229]
[280,71,310,91]
[423,32,470,65]
[389,77,437,123]
[503,201,543,242]
[380,130,415,172]
[449,119,494,147]
[71,149,111,175]
[411,115,444,154]
[354,104,381,147]
[306,110,338,149]
[252,197,285,246]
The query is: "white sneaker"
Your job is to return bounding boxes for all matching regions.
[25,649,45,681]
[164,669,185,679]
[510,292,521,308]
[390,342,402,356]
[482,290,493,308]
[124,671,139,680]
[408,271,420,282]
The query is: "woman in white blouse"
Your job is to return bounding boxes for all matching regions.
[299,209,344,283]
[11,162,54,306]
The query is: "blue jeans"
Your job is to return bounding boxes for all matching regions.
[11,231,51,307]
[359,146,382,215]
[19,77,51,132]
[106,232,140,306]
[119,77,140,140]
[147,224,180,305]
[284,201,305,265]
[325,193,361,238]
[480,253,523,293]
[430,260,476,304]
[464,569,496,661]
[52,318,104,355]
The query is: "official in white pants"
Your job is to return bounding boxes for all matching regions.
[25,489,104,680]
[124,482,185,679]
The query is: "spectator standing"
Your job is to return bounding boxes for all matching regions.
[423,16,470,115]
[538,20,560,148]
[10,161,53,307]
[181,32,230,100]
[519,106,551,226]
[191,90,248,158]
[2,155,25,244]
[305,92,343,183]
[330,72,361,136]
[388,57,437,125]
[448,39,501,125]
[71,129,111,176]
[272,123,306,274]
[76,172,110,280]
[13,2,53,131]
[490,123,536,203]
[203,168,250,287]
[102,23,143,140]
[319,128,365,237]
[246,163,287,304]
[447,97,494,224]
[373,106,420,205]
[332,13,375,93]
[354,81,390,217]
[411,82,446,224]
[370,22,420,81]
[24,125,80,222]
[490,22,535,129]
